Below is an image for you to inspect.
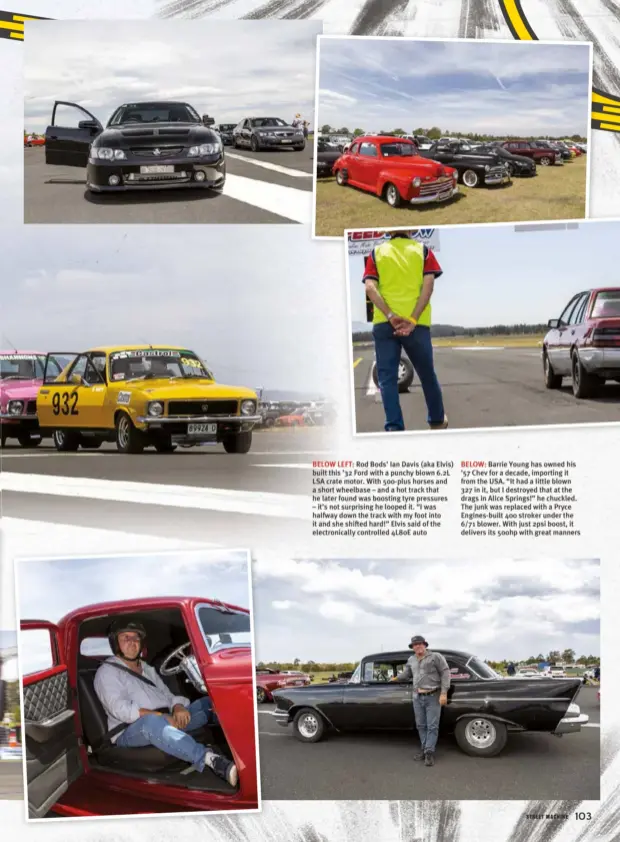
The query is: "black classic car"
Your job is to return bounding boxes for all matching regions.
[44,100,225,194]
[232,117,305,152]
[272,648,588,757]
[213,123,237,145]
[474,143,536,177]
[418,141,511,188]
[316,138,342,177]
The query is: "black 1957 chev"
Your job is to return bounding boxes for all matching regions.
[272,649,588,757]
[417,142,512,188]
[44,100,225,194]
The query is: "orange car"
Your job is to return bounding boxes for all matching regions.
[24,135,45,147]
[276,414,306,427]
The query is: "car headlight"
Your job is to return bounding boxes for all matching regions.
[567,702,580,716]
[241,400,257,416]
[93,147,126,160]
[188,142,222,156]
[147,401,164,417]
[294,130,304,136]
[485,164,491,171]
[259,131,275,137]
[8,400,24,416]
[452,170,458,180]
[412,176,421,187]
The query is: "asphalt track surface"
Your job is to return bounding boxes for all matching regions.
[258,686,600,801]
[23,145,314,224]
[0,761,22,799]
[353,345,620,433]
[0,428,327,547]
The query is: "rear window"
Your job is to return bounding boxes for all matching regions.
[591,290,620,318]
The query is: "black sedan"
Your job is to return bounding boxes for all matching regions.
[213,123,237,146]
[232,117,305,152]
[44,100,225,194]
[474,143,536,177]
[272,648,588,757]
[316,138,342,177]
[417,142,511,188]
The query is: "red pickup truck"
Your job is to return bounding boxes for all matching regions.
[502,141,556,166]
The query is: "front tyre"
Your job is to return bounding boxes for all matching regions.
[256,687,267,704]
[292,708,326,743]
[462,169,479,188]
[115,413,145,454]
[539,156,551,166]
[335,168,347,186]
[53,429,80,452]
[222,432,252,454]
[454,717,507,757]
[17,432,42,448]
[543,351,562,389]
[385,182,402,207]
[250,135,260,152]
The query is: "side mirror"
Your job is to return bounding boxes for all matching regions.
[202,115,215,126]
[78,120,99,131]
[547,319,560,329]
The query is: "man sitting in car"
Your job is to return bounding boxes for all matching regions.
[94,620,238,786]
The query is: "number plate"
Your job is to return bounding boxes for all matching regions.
[140,165,174,174]
[280,139,292,144]
[187,423,217,435]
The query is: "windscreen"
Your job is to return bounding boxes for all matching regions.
[109,349,212,381]
[112,103,201,125]
[197,605,251,652]
[251,118,288,128]
[0,353,47,380]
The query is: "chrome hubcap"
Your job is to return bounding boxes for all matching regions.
[298,713,319,738]
[465,718,496,748]
[118,417,129,448]
[55,431,64,446]
[387,186,397,204]
[464,172,476,186]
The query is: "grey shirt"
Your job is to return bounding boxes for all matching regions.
[399,650,451,693]
[94,656,190,742]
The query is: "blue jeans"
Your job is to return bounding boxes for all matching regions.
[116,697,217,771]
[373,322,445,430]
[412,692,441,752]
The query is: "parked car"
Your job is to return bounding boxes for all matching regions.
[20,595,258,817]
[502,140,557,166]
[232,117,305,151]
[543,287,620,398]
[24,134,45,147]
[275,413,307,427]
[514,668,544,679]
[333,135,458,208]
[527,140,565,164]
[0,350,61,447]
[545,141,572,161]
[548,666,568,678]
[417,141,511,187]
[272,648,588,757]
[213,123,236,145]
[256,668,311,703]
[412,134,433,149]
[36,345,260,454]
[44,100,224,193]
[316,138,342,177]
[473,143,536,177]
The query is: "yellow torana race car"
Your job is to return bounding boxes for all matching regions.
[36,346,260,454]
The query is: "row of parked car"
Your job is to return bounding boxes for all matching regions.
[316,133,585,207]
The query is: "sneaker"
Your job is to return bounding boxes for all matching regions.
[424,751,435,767]
[413,751,425,761]
[204,749,238,786]
[429,414,449,430]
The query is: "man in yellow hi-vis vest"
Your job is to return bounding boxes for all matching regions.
[364,232,447,431]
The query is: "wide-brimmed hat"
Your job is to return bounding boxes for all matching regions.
[408,635,429,649]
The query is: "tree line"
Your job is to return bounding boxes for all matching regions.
[320,124,586,142]
[353,323,548,341]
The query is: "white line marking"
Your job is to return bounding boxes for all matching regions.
[583,723,601,728]
[0,473,309,520]
[448,346,507,351]
[365,364,379,398]
[226,152,312,179]
[223,173,312,223]
[251,463,312,469]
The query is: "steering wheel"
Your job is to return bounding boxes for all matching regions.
[160,642,193,676]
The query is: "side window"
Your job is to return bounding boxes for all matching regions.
[80,637,114,658]
[52,103,95,129]
[90,353,107,382]
[359,142,378,158]
[19,628,56,676]
[362,660,402,682]
[68,355,104,385]
[559,295,582,325]
[350,142,360,155]
[569,293,589,325]
[446,659,472,680]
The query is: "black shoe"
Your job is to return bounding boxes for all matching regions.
[413,751,425,761]
[424,751,435,766]
[204,749,239,786]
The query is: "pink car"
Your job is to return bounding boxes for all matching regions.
[0,351,58,447]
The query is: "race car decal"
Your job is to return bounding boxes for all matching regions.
[0,353,39,360]
[0,10,46,41]
[111,349,181,359]
[117,392,131,405]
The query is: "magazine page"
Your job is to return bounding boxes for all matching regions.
[0,3,612,842]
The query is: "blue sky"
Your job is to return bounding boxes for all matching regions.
[15,550,251,674]
[319,38,591,136]
[349,221,615,327]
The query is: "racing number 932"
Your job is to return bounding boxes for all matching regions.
[52,391,79,416]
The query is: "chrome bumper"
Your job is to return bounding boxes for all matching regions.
[272,710,291,727]
[485,171,511,185]
[554,712,589,734]
[137,414,262,425]
[578,347,620,373]
[0,413,38,421]
[410,185,458,205]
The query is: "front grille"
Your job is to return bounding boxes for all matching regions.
[168,400,239,416]
[419,177,453,196]
[130,146,184,157]
[26,400,36,414]
[273,131,295,138]
[120,128,191,139]
[487,167,508,177]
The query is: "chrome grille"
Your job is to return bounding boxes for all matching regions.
[419,177,453,196]
[167,400,239,416]
[125,172,190,183]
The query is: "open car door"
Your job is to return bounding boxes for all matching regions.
[21,620,84,818]
[45,101,103,167]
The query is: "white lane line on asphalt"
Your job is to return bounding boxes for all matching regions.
[449,346,507,351]
[0,473,309,520]
[583,723,601,728]
[365,364,379,398]
[1,452,102,458]
[226,152,313,179]
[223,173,312,223]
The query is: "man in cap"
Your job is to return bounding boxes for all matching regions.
[93,619,238,785]
[394,635,451,766]
[364,230,447,431]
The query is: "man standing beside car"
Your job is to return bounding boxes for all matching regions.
[364,232,448,431]
[94,620,238,786]
[394,635,451,766]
